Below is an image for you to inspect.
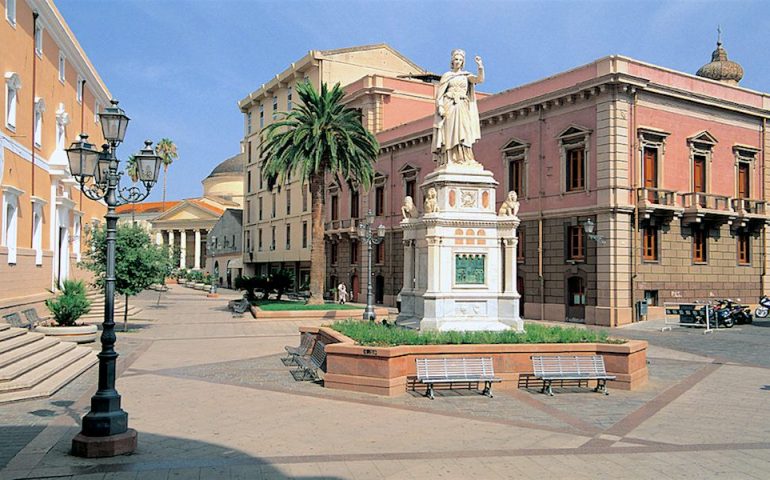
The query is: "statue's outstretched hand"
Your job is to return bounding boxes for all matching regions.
[475,56,483,67]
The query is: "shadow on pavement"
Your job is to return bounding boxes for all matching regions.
[1,425,344,479]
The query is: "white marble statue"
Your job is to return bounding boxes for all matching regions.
[337,283,348,304]
[424,188,439,214]
[401,196,418,219]
[433,49,485,167]
[498,191,520,217]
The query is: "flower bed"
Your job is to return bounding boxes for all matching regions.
[300,324,648,397]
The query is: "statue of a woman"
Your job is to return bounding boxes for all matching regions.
[433,49,484,167]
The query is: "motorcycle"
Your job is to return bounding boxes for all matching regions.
[695,300,734,328]
[755,296,770,318]
[724,299,752,325]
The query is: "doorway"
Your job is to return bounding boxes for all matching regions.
[375,274,384,304]
[351,273,359,303]
[517,275,524,317]
[566,276,586,322]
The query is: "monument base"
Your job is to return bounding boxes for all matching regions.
[71,429,137,458]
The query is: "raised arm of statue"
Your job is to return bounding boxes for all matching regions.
[468,55,485,84]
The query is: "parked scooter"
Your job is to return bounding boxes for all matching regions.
[695,300,735,328]
[724,299,752,325]
[755,296,770,318]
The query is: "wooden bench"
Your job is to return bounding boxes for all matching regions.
[284,333,314,365]
[531,355,616,396]
[294,341,326,381]
[416,357,501,400]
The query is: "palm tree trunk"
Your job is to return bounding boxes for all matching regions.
[308,174,326,305]
[161,165,168,212]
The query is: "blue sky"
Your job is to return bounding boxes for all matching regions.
[57,0,770,202]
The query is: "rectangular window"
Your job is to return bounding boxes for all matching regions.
[77,77,84,104]
[286,224,291,250]
[247,112,252,134]
[58,52,66,83]
[350,239,359,264]
[738,162,750,199]
[376,242,385,264]
[642,226,658,261]
[272,95,278,119]
[271,226,276,250]
[6,0,15,25]
[567,225,585,261]
[302,187,308,212]
[508,156,524,195]
[259,104,264,128]
[245,230,251,252]
[271,193,276,218]
[247,171,252,193]
[259,169,263,190]
[247,140,252,163]
[517,226,525,263]
[566,147,585,191]
[34,23,42,55]
[302,221,307,248]
[34,107,42,147]
[245,200,251,224]
[286,189,291,215]
[405,179,416,200]
[6,82,17,129]
[94,100,100,124]
[331,243,338,265]
[331,194,339,221]
[738,232,750,265]
[350,190,359,218]
[287,87,293,111]
[258,196,263,221]
[693,228,707,263]
[375,186,384,216]
[257,229,262,251]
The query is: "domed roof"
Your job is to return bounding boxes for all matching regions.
[206,153,244,178]
[696,37,743,85]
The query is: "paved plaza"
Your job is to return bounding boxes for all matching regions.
[1,286,770,479]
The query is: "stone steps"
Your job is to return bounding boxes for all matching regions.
[0,323,98,404]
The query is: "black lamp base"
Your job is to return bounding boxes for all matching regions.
[71,429,137,458]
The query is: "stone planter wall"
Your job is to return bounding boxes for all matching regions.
[35,324,98,344]
[300,326,648,397]
[251,307,390,322]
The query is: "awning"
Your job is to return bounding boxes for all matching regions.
[227,258,243,269]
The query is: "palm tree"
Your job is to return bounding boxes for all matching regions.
[155,138,178,212]
[261,82,379,305]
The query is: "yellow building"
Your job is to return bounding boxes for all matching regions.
[1,0,111,316]
[238,44,428,287]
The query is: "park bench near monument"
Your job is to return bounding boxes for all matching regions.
[415,357,501,399]
[284,332,314,365]
[294,340,327,381]
[531,355,615,396]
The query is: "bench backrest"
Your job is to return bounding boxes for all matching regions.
[298,333,314,354]
[22,309,43,325]
[416,357,495,381]
[309,341,327,369]
[532,355,608,376]
[3,312,25,328]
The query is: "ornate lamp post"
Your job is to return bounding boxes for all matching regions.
[357,210,385,321]
[66,100,161,457]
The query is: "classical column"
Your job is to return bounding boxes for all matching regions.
[194,229,201,269]
[180,230,187,269]
[155,231,162,245]
[168,229,175,254]
[503,237,517,294]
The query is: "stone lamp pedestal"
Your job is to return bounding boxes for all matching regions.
[397,163,522,332]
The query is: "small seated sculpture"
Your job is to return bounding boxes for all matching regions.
[498,190,520,217]
[424,187,439,214]
[401,196,418,219]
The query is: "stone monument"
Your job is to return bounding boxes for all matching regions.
[397,49,522,332]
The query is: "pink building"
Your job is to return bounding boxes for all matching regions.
[326,43,770,326]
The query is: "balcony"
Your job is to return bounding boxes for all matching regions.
[681,192,736,226]
[636,188,683,221]
[731,198,770,229]
[324,219,358,239]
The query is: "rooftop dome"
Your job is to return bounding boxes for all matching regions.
[696,35,743,85]
[206,153,244,178]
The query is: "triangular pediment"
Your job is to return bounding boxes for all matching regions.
[501,137,530,151]
[688,130,718,146]
[398,163,419,174]
[557,125,592,139]
[150,199,222,224]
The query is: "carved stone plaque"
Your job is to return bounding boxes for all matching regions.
[455,254,485,284]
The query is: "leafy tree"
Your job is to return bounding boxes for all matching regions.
[81,223,174,331]
[45,280,91,326]
[155,138,179,212]
[270,269,294,300]
[261,82,379,304]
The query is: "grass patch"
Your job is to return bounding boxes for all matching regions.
[330,320,624,346]
[254,300,362,311]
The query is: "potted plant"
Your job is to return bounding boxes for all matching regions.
[36,280,98,343]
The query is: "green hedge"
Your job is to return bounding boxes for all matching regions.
[330,320,622,346]
[255,300,362,311]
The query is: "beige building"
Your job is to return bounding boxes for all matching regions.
[238,44,431,287]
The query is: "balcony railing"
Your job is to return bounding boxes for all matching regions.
[680,192,732,212]
[636,187,678,206]
[731,198,767,216]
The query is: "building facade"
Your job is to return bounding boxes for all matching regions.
[205,208,243,289]
[329,46,770,326]
[238,44,431,290]
[1,0,111,315]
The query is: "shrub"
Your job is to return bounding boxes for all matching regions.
[270,269,294,300]
[45,280,91,327]
[330,320,621,346]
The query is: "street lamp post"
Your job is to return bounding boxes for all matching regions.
[66,100,161,458]
[357,210,385,321]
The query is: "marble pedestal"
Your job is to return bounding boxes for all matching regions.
[396,164,522,332]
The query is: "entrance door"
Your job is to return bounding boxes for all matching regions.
[566,276,586,322]
[351,274,359,303]
[693,155,707,206]
[643,147,658,202]
[517,275,524,317]
[375,275,384,304]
